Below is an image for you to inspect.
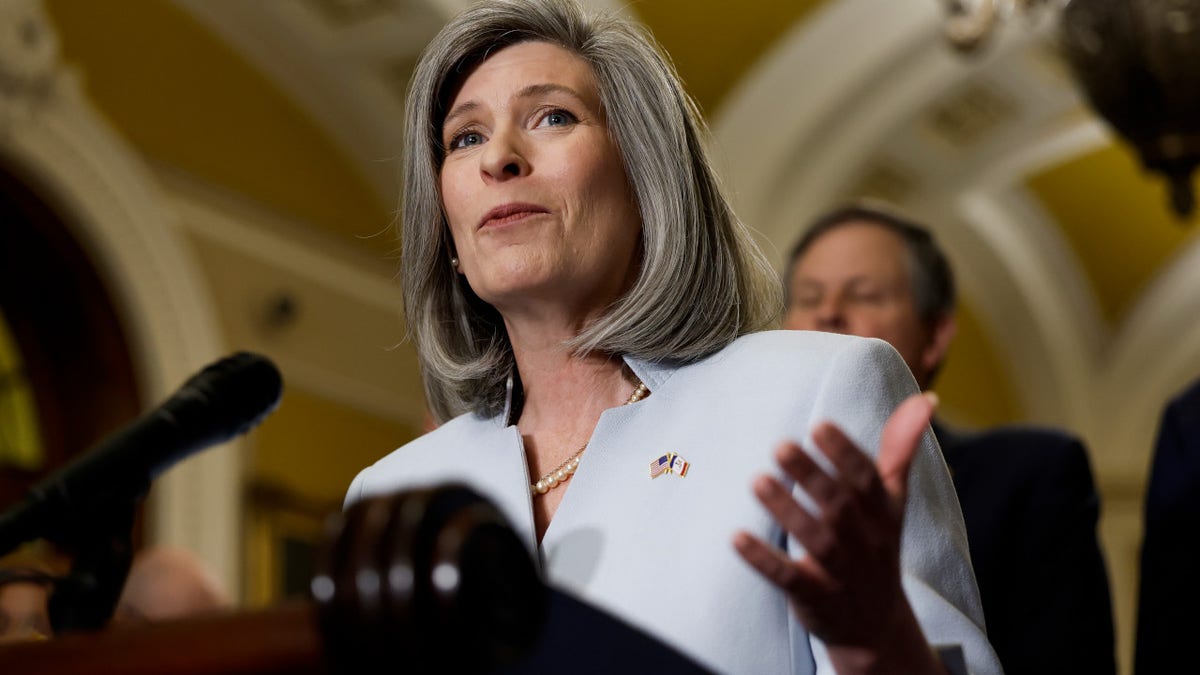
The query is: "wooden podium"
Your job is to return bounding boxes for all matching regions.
[0,485,711,674]
[0,602,323,674]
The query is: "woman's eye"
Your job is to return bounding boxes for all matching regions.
[537,109,577,128]
[449,131,484,151]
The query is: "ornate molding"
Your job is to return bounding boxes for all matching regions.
[0,0,62,131]
[0,0,238,593]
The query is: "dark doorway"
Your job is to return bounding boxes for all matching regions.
[0,163,142,521]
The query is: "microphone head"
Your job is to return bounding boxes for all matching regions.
[165,351,283,451]
[0,352,284,555]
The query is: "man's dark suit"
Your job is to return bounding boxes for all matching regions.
[934,423,1116,675]
[1136,379,1200,675]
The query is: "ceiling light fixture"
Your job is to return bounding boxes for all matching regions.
[941,0,1200,219]
[1059,0,1200,218]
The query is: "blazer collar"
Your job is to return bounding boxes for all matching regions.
[501,353,681,426]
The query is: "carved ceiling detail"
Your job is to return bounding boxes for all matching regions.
[0,0,62,131]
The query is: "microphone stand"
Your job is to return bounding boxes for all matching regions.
[44,481,146,634]
[0,351,283,633]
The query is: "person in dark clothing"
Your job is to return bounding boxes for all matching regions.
[785,203,1116,675]
[1136,378,1200,675]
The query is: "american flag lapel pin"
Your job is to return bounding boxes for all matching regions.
[649,452,690,478]
[650,453,670,478]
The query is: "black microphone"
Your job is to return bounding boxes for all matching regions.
[0,351,283,554]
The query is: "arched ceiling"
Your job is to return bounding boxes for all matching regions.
[630,0,827,115]
[1028,144,1200,326]
[37,0,1200,463]
[42,0,396,260]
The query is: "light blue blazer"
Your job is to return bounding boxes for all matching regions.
[346,331,1002,674]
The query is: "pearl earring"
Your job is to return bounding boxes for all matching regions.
[450,256,460,270]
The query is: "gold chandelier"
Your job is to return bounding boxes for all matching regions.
[941,0,1200,219]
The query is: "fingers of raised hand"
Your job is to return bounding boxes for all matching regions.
[877,393,937,506]
[777,432,887,531]
[752,474,840,564]
[810,423,886,501]
[773,440,840,504]
[732,531,822,602]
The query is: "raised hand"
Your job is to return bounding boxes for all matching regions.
[733,393,945,674]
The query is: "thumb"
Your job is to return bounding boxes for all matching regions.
[878,392,937,510]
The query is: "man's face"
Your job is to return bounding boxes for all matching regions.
[785,221,936,385]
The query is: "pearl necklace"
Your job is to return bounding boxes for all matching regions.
[530,380,649,496]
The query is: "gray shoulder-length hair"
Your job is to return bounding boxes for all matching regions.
[403,0,781,422]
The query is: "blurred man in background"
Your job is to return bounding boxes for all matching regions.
[784,204,1115,675]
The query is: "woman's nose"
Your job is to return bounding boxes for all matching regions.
[480,128,530,181]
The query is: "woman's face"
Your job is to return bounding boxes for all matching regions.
[439,41,641,323]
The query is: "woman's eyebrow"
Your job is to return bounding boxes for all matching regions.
[443,82,589,134]
[443,100,480,133]
[516,82,585,103]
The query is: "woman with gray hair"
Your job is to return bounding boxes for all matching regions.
[346,0,999,673]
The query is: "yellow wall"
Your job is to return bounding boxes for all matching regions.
[1028,143,1200,327]
[43,0,393,258]
[0,311,44,470]
[936,302,1022,428]
[634,0,828,114]
[253,387,416,504]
